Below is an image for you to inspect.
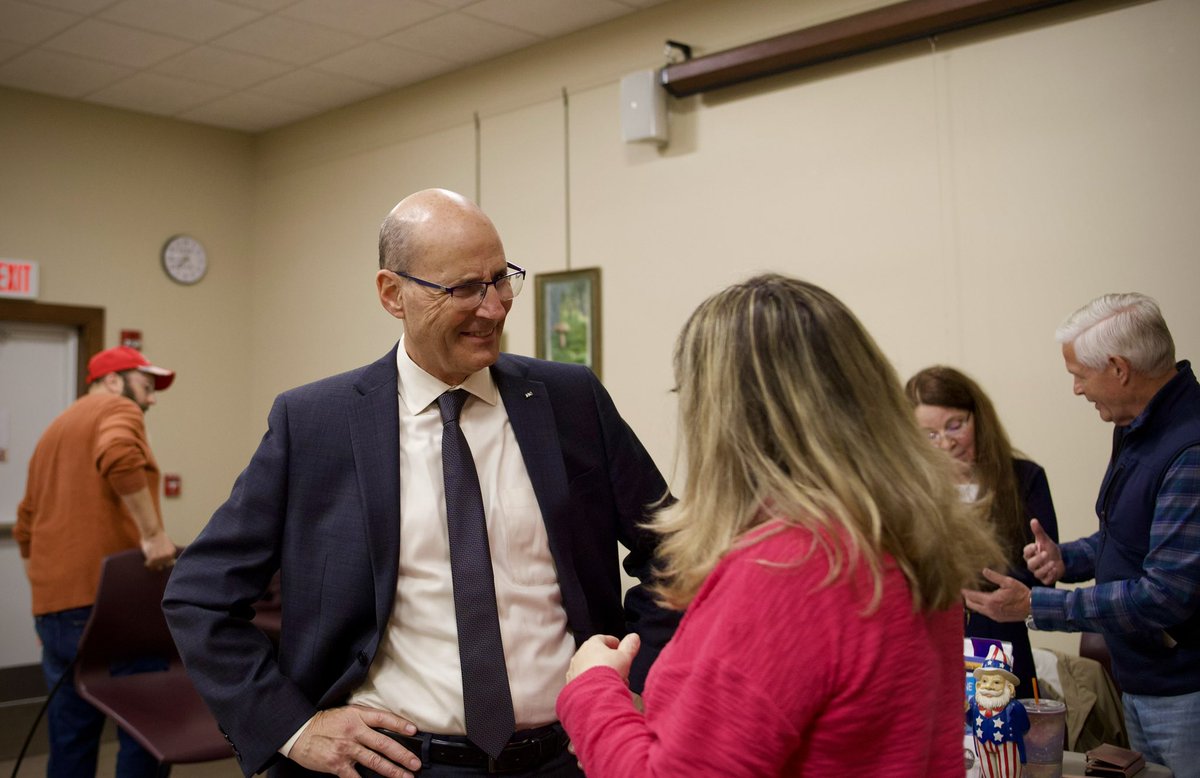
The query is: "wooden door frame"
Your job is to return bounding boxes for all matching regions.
[0,300,105,397]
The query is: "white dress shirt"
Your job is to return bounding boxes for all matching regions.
[347,340,574,734]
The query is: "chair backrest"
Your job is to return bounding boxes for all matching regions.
[1079,631,1121,695]
[74,549,234,768]
[76,549,179,672]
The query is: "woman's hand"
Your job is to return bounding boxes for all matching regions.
[565,633,641,684]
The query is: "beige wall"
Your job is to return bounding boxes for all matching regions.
[0,88,256,546]
[2,0,1198,661]
[248,0,1200,657]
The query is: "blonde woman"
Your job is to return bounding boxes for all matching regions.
[556,275,1003,777]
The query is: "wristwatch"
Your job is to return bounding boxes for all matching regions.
[1025,591,1037,630]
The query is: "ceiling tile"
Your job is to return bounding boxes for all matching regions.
[23,0,118,13]
[43,18,192,67]
[0,0,82,45]
[0,47,131,97]
[211,13,362,66]
[86,70,229,115]
[464,0,628,38]
[0,38,28,60]
[154,45,289,89]
[221,0,292,12]
[98,0,263,44]
[0,0,655,132]
[382,12,538,64]
[312,40,455,87]
[281,0,444,39]
[179,90,313,131]
[249,67,381,108]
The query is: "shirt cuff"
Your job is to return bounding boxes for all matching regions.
[279,716,315,759]
[1029,586,1072,633]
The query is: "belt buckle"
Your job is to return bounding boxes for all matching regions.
[487,745,523,773]
[487,737,541,773]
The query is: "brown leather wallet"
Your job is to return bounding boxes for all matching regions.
[1084,743,1146,777]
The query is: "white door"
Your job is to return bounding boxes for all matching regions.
[0,321,78,667]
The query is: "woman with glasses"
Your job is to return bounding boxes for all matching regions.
[905,365,1060,696]
[556,276,1004,776]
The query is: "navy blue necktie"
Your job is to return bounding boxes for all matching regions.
[437,389,515,759]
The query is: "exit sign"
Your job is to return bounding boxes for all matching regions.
[0,259,39,299]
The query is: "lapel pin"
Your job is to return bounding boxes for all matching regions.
[524,391,534,398]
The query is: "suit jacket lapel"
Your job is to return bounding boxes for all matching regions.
[491,357,590,636]
[349,345,403,635]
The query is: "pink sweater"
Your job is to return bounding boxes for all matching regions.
[557,523,965,777]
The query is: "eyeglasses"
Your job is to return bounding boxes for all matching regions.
[925,412,972,444]
[395,262,525,310]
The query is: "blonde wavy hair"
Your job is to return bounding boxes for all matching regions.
[651,275,1004,612]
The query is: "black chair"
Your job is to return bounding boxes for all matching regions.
[74,549,233,777]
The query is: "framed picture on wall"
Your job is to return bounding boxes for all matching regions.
[535,267,601,379]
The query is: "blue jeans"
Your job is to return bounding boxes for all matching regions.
[1123,689,1200,778]
[34,607,168,778]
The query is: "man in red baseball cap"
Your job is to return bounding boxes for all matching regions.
[86,344,176,397]
[14,345,178,777]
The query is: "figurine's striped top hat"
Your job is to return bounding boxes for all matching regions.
[972,644,1019,686]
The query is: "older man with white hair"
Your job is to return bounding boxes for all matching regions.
[962,293,1200,778]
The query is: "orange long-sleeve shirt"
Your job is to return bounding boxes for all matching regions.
[15,392,161,615]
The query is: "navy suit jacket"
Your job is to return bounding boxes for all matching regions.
[163,346,677,776]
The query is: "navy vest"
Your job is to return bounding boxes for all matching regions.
[1094,361,1200,695]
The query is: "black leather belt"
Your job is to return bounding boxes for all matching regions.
[372,724,569,774]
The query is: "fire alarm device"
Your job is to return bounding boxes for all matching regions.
[120,329,143,350]
[163,474,182,498]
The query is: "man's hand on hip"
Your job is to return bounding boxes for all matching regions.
[290,705,421,778]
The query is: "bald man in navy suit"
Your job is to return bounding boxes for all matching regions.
[164,190,677,778]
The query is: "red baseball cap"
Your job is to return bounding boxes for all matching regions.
[86,346,175,391]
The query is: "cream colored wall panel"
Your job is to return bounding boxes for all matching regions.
[478,97,566,360]
[0,88,255,544]
[249,123,477,417]
[936,0,1200,549]
[566,49,950,470]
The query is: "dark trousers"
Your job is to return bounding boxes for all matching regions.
[34,606,167,778]
[356,727,582,778]
[358,747,582,777]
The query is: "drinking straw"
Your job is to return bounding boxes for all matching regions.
[1032,678,1040,705]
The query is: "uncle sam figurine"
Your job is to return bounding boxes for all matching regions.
[968,644,1029,778]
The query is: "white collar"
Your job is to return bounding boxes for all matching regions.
[395,335,498,416]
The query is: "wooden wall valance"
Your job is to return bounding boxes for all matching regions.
[661,0,1081,97]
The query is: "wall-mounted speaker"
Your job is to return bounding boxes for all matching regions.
[620,69,668,146]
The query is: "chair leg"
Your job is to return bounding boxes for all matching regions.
[156,761,171,778]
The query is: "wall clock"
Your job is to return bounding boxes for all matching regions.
[161,235,207,285]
